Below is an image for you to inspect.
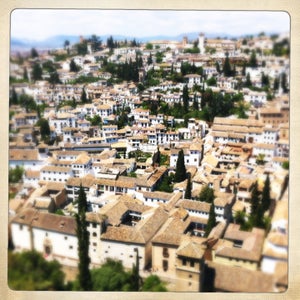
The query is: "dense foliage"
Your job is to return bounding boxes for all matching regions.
[8,250,65,290]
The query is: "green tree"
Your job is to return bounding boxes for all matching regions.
[32,63,43,81]
[174,149,187,183]
[198,185,215,203]
[141,275,167,292]
[205,203,216,237]
[75,185,92,291]
[76,41,88,56]
[89,114,102,126]
[9,166,24,183]
[8,250,65,290]
[91,259,132,291]
[19,94,36,112]
[146,43,153,50]
[156,174,173,193]
[261,174,271,213]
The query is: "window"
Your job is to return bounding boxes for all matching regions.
[190,261,195,268]
[163,247,169,258]
[163,260,168,271]
[182,259,187,266]
[93,232,97,237]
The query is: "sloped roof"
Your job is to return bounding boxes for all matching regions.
[204,261,275,292]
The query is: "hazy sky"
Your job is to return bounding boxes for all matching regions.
[11,9,290,40]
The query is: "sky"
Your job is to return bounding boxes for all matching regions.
[11,9,290,41]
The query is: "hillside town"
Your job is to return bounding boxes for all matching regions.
[8,31,289,292]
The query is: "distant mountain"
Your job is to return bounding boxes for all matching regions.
[10,31,280,51]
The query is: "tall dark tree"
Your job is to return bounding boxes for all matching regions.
[261,174,271,213]
[76,185,92,291]
[81,87,89,103]
[30,48,39,58]
[70,59,80,72]
[205,203,216,237]
[249,50,258,68]
[273,77,280,91]
[174,149,187,183]
[37,118,51,142]
[215,61,221,73]
[223,52,232,77]
[182,84,189,113]
[184,174,192,199]
[147,53,153,65]
[89,34,102,52]
[32,63,43,81]
[23,67,29,81]
[64,40,70,50]
[245,72,252,87]
[250,181,261,228]
[152,147,161,167]
[280,72,288,93]
[49,71,61,85]
[10,87,18,105]
[192,93,199,111]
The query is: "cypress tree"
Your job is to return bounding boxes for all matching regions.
[182,85,189,114]
[250,181,260,217]
[174,149,187,183]
[32,63,43,82]
[184,174,192,199]
[249,50,257,68]
[10,87,18,105]
[81,87,88,103]
[192,93,199,111]
[223,52,231,77]
[261,174,271,213]
[205,203,216,237]
[76,185,92,291]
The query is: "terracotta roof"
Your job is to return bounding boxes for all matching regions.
[176,239,206,259]
[176,199,211,213]
[204,261,275,292]
[72,153,91,165]
[101,206,168,244]
[9,149,39,161]
[11,208,76,235]
[41,165,72,173]
[66,174,96,187]
[142,191,173,201]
